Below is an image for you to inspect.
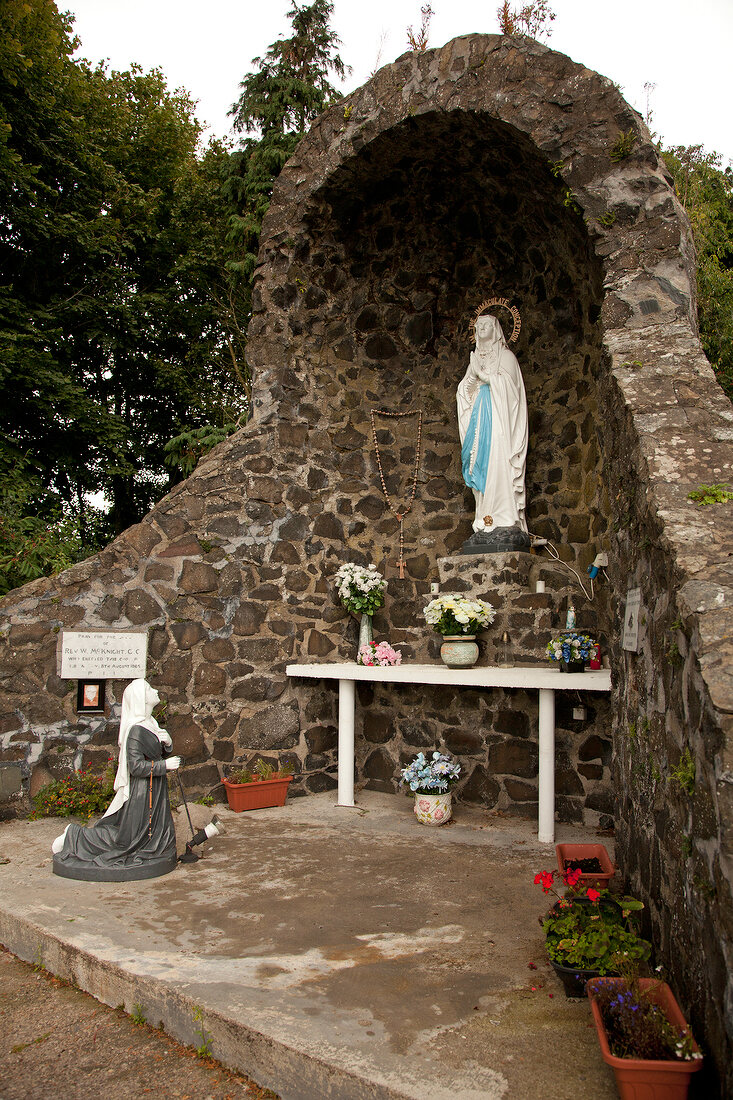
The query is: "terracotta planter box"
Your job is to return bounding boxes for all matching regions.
[223,775,293,812]
[555,841,615,888]
[587,978,702,1100]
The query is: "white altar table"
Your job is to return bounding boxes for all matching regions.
[285,662,612,844]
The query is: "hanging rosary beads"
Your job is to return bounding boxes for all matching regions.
[369,408,423,578]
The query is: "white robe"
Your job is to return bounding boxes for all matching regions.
[105,678,172,817]
[457,317,528,533]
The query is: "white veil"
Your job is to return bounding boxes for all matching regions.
[473,313,507,370]
[103,678,171,818]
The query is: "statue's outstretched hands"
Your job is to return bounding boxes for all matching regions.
[165,755,181,771]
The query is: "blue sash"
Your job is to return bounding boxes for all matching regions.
[462,383,492,493]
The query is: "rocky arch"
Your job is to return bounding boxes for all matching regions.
[2,34,732,1092]
[255,105,607,569]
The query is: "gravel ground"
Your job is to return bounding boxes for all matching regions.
[0,947,279,1100]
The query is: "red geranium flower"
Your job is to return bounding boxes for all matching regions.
[563,866,582,888]
[533,870,556,893]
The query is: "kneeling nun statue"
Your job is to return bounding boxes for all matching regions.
[52,678,180,881]
[457,302,530,554]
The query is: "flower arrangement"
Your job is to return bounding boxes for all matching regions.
[588,976,702,1062]
[357,641,402,666]
[423,593,496,636]
[546,632,595,664]
[223,758,295,812]
[535,867,651,975]
[30,761,115,820]
[334,562,386,616]
[400,751,461,794]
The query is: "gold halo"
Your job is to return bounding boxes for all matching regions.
[470,297,521,344]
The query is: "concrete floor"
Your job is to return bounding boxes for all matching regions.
[0,791,619,1100]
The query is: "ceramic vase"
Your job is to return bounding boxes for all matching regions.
[440,635,479,668]
[414,791,453,826]
[560,659,585,673]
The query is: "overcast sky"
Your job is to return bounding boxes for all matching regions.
[62,0,733,163]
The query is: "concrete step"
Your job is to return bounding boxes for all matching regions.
[0,792,618,1100]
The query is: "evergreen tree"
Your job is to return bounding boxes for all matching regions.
[0,0,248,591]
[225,1,348,283]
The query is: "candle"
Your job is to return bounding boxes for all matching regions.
[535,580,545,594]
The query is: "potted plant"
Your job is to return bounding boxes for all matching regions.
[587,975,702,1099]
[423,593,496,668]
[546,632,595,672]
[399,750,461,825]
[334,562,386,657]
[555,841,616,888]
[357,640,402,666]
[535,867,651,997]
[223,759,295,813]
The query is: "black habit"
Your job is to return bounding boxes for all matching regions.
[52,725,177,881]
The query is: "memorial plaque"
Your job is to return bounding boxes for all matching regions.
[622,588,641,652]
[61,631,147,679]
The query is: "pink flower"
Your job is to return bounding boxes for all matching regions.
[359,640,402,666]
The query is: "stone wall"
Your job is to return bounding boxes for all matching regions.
[1,33,732,1093]
[597,321,733,1096]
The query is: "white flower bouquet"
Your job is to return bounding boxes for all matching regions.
[423,593,496,636]
[334,562,386,617]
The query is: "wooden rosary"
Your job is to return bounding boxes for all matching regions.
[369,407,423,578]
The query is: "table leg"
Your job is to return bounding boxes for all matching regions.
[337,678,355,807]
[538,687,555,844]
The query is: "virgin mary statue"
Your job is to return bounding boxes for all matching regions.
[457,313,529,550]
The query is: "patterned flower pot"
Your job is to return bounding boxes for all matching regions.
[440,635,479,668]
[587,978,702,1099]
[414,791,453,826]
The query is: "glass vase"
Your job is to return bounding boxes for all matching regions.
[357,613,373,658]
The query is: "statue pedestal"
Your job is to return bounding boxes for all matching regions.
[460,525,531,555]
[52,853,177,881]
